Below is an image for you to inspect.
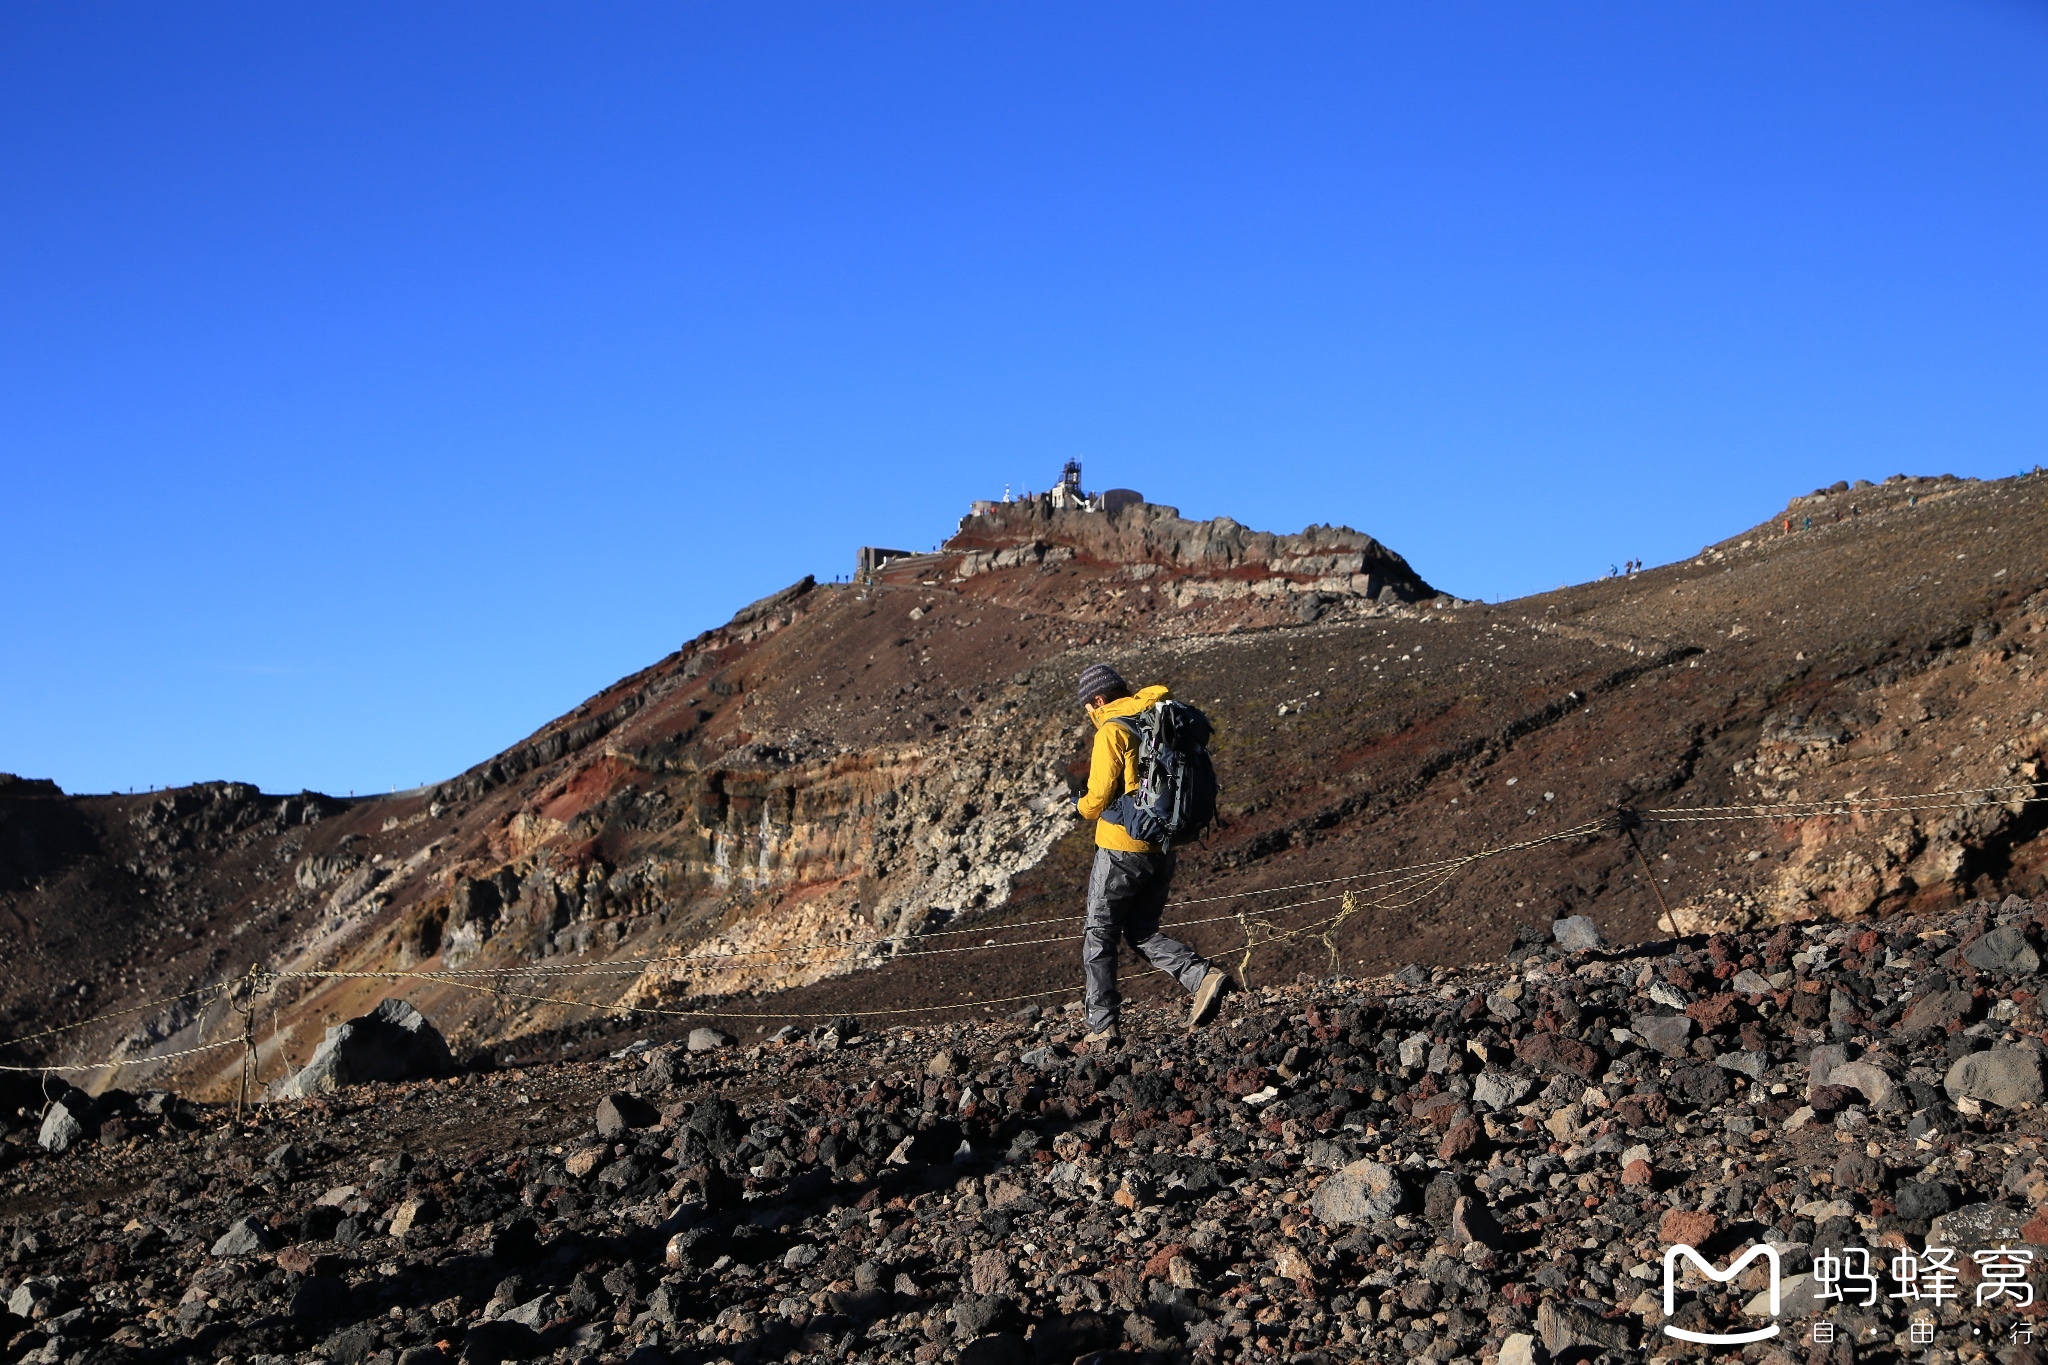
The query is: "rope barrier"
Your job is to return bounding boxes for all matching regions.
[1635,782,2038,817]
[429,971,1144,1023]
[7,779,2033,1076]
[0,980,231,1053]
[1636,795,2048,825]
[0,1038,247,1075]
[0,816,1612,1071]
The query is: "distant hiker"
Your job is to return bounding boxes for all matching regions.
[1074,663,1231,1045]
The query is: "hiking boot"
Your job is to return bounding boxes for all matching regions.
[1187,968,1232,1030]
[1082,1025,1122,1048]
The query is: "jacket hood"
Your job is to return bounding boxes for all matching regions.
[1091,684,1171,727]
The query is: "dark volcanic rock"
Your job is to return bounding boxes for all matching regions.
[281,998,455,1096]
[595,1090,659,1138]
[1965,923,2040,975]
[12,898,2048,1365]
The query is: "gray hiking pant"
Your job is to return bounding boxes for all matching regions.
[1083,847,1211,1033]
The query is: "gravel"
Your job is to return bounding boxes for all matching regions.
[5,899,2048,1363]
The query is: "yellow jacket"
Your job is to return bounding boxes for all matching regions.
[1077,684,1171,852]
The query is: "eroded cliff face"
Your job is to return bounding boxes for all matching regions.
[1666,592,2048,933]
[10,475,2048,1098]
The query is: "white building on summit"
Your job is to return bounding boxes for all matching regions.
[971,460,1144,518]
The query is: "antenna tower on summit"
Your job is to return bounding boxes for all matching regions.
[1050,458,1089,510]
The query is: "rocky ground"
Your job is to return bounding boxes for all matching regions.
[11,899,2048,1365]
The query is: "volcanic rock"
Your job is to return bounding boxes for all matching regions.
[36,1097,86,1153]
[1537,1298,1632,1355]
[1826,1059,1896,1108]
[7,1278,58,1321]
[210,1214,277,1257]
[1551,915,1603,951]
[1903,987,1975,1033]
[1632,1014,1692,1058]
[1931,1202,2029,1248]
[1895,1179,1954,1221]
[1473,1070,1533,1110]
[595,1090,659,1138]
[1310,1158,1407,1224]
[282,998,454,1096]
[1966,923,2040,975]
[12,896,2048,1365]
[1946,1048,2045,1109]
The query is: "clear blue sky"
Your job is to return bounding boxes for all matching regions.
[5,4,2046,797]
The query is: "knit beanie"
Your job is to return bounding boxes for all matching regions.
[1076,663,1131,707]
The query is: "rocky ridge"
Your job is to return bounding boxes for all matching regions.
[10,899,2048,1364]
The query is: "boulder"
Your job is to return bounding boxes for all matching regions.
[643,1047,683,1088]
[1807,1043,1850,1089]
[1658,1209,1720,1247]
[952,1292,1015,1339]
[1930,1202,2027,1248]
[1551,915,1603,951]
[563,1145,609,1178]
[1966,923,2040,975]
[687,1027,733,1052]
[678,1097,745,1160]
[1945,1048,2044,1109]
[970,1247,1018,1296]
[1669,1062,1731,1107]
[1686,993,1740,1030]
[1309,1159,1407,1224]
[1632,1014,1692,1058]
[37,1098,87,1153]
[1499,1332,1540,1365]
[1537,1299,1632,1356]
[1831,1150,1885,1192]
[1472,1070,1533,1111]
[595,1091,660,1139]
[1449,1194,1502,1249]
[1902,986,1975,1033]
[211,1215,278,1258]
[1515,1031,1600,1077]
[1894,1180,1953,1222]
[388,1196,438,1236]
[1744,1272,1827,1322]
[1301,1138,1362,1169]
[7,1278,59,1321]
[282,999,455,1096]
[1825,1060,1895,1108]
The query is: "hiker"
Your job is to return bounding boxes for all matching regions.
[1074,663,1231,1045]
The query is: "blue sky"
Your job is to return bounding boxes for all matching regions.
[5,4,2046,797]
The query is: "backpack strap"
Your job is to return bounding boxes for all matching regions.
[1105,717,1142,798]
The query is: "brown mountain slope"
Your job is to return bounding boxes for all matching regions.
[4,472,2047,1096]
